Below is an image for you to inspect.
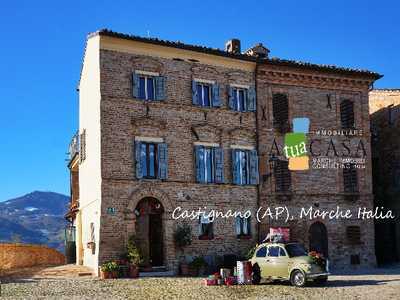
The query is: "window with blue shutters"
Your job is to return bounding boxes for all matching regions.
[195,146,224,184]
[135,141,168,180]
[192,81,221,107]
[228,86,256,112]
[133,73,166,101]
[232,149,259,185]
[235,216,251,237]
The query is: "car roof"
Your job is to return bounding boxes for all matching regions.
[258,241,300,247]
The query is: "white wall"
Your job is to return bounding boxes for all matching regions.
[78,35,102,275]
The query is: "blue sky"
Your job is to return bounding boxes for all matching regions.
[0,0,398,201]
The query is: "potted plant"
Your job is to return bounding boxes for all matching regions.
[173,224,192,275]
[126,235,143,278]
[100,261,119,279]
[188,256,208,276]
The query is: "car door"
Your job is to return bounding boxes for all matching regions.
[253,246,269,278]
[264,245,279,278]
[275,246,290,278]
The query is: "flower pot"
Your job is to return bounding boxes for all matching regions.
[180,263,189,276]
[111,271,118,279]
[129,265,139,278]
[100,270,111,279]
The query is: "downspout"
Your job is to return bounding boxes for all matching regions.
[255,60,261,243]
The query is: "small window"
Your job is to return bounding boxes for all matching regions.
[256,246,267,257]
[235,216,251,237]
[232,149,259,185]
[343,163,358,193]
[274,159,291,192]
[233,88,247,112]
[140,143,158,179]
[79,129,87,163]
[340,99,355,129]
[199,215,214,240]
[196,83,211,107]
[272,93,289,133]
[138,76,156,100]
[346,226,361,244]
[267,246,279,257]
[279,247,287,257]
[90,222,95,243]
[195,146,224,184]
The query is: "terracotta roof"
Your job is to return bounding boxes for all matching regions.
[93,29,382,80]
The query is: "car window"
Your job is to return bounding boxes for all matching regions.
[285,243,308,257]
[267,246,279,257]
[279,247,287,257]
[256,246,267,257]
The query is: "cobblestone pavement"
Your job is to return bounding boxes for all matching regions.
[1,265,400,299]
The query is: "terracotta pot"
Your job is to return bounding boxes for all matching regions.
[111,271,118,279]
[180,263,189,276]
[129,265,139,278]
[100,270,111,279]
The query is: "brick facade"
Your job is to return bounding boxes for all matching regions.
[68,30,380,274]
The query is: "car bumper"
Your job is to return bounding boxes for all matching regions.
[306,272,330,279]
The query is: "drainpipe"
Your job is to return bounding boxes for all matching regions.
[255,61,261,243]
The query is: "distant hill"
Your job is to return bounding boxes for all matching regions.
[0,191,69,252]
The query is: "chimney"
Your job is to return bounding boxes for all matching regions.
[225,39,241,54]
[245,43,270,59]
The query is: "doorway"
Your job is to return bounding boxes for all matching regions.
[135,197,164,267]
[309,222,329,257]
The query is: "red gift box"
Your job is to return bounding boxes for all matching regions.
[204,279,217,286]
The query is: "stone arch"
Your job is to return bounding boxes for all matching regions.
[127,183,173,215]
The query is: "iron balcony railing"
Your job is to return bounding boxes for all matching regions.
[68,132,79,161]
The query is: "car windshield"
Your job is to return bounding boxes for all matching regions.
[285,243,308,257]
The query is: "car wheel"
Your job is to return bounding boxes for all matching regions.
[314,276,328,285]
[252,265,261,285]
[290,270,306,287]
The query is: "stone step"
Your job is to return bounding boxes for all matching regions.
[139,270,174,277]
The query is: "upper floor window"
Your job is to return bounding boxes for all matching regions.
[272,93,289,133]
[79,129,87,163]
[274,159,291,192]
[235,216,251,237]
[132,72,166,101]
[192,80,221,107]
[135,141,168,180]
[340,99,355,129]
[228,86,256,112]
[194,145,224,184]
[346,226,361,244]
[232,149,259,185]
[199,215,214,240]
[343,163,358,193]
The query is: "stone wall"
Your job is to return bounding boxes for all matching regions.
[256,64,376,269]
[0,243,65,270]
[97,49,258,272]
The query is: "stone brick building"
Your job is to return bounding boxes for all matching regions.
[370,89,400,264]
[67,29,381,274]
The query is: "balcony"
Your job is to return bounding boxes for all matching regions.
[68,132,79,162]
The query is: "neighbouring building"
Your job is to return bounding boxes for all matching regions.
[370,89,400,264]
[66,29,381,274]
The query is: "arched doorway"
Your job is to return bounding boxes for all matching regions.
[135,197,164,267]
[309,222,328,257]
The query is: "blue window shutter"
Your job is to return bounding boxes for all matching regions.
[228,86,235,110]
[235,216,241,235]
[214,147,224,183]
[157,143,168,179]
[192,81,199,105]
[247,86,256,111]
[135,141,143,179]
[212,83,221,107]
[132,73,140,98]
[155,76,166,101]
[249,150,259,185]
[232,149,240,185]
[195,146,205,183]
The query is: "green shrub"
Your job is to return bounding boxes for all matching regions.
[126,235,143,266]
[101,261,119,272]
